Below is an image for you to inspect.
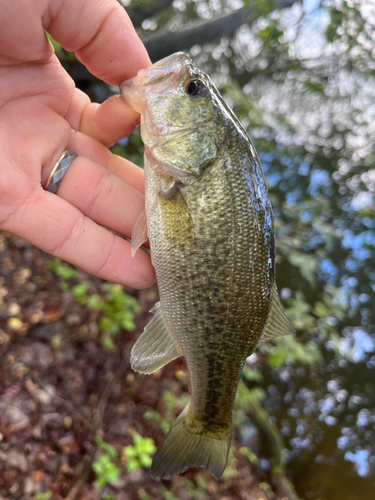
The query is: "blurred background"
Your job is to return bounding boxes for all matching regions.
[0,1,374,499]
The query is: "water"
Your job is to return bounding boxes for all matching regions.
[261,342,375,499]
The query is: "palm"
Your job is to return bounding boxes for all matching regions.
[0,0,155,289]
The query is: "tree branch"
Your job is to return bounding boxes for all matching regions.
[126,0,174,29]
[141,0,300,62]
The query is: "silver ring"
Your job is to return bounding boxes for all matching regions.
[44,150,78,194]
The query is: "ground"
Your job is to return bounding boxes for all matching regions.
[0,231,294,500]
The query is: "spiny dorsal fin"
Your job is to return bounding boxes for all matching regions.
[130,302,181,374]
[258,284,295,345]
[131,209,148,257]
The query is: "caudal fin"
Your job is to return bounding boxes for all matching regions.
[150,406,231,481]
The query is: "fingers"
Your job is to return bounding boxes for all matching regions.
[1,1,149,82]
[48,0,151,84]
[0,1,53,65]
[56,154,144,242]
[0,0,152,289]
[0,94,152,288]
[6,188,155,290]
[66,89,140,147]
[1,0,148,148]
[68,131,145,194]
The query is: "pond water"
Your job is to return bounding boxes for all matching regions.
[262,342,375,500]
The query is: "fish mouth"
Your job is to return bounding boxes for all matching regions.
[120,52,192,113]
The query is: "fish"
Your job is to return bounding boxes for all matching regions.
[120,52,295,481]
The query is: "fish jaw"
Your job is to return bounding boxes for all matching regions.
[120,78,146,113]
[120,52,192,113]
[134,52,192,85]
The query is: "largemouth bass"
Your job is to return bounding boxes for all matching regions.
[120,52,295,481]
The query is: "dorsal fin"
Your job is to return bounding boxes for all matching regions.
[258,284,295,345]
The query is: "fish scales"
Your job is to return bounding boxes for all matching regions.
[120,52,295,480]
[147,149,272,425]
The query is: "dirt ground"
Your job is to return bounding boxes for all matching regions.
[0,231,293,500]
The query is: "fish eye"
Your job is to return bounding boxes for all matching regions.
[184,80,201,96]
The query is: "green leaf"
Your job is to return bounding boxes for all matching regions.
[127,457,140,472]
[288,251,317,285]
[47,258,77,280]
[139,454,152,467]
[123,446,137,458]
[242,365,263,383]
[87,294,104,310]
[239,447,258,464]
[45,32,63,54]
[72,281,90,305]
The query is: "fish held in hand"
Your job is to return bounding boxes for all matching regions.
[120,52,295,481]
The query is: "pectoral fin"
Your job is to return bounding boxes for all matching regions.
[258,284,295,344]
[130,302,181,374]
[131,209,148,257]
[159,180,183,199]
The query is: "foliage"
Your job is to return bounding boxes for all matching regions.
[158,486,179,500]
[35,492,52,500]
[239,446,258,465]
[88,283,140,350]
[47,258,77,287]
[45,32,62,56]
[222,449,239,479]
[267,335,321,369]
[122,432,157,472]
[143,387,190,433]
[47,258,140,350]
[92,436,120,489]
[92,432,157,491]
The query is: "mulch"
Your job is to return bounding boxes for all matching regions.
[0,231,286,500]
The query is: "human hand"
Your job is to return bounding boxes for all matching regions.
[0,0,155,289]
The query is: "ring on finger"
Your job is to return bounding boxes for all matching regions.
[44,150,78,194]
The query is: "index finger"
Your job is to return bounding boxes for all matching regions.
[47,0,151,84]
[0,0,150,84]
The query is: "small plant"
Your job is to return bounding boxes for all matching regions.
[222,449,239,479]
[102,494,115,500]
[71,281,140,350]
[239,446,258,464]
[143,388,189,433]
[71,280,90,304]
[47,258,140,350]
[92,436,120,488]
[97,283,140,350]
[183,475,209,499]
[35,492,52,500]
[122,432,156,472]
[158,486,179,500]
[47,258,77,290]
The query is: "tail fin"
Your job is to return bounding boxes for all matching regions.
[150,406,231,481]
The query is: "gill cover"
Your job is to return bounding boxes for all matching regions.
[121,52,219,182]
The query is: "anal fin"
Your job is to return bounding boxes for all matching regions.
[258,283,296,345]
[131,209,148,257]
[130,302,181,374]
